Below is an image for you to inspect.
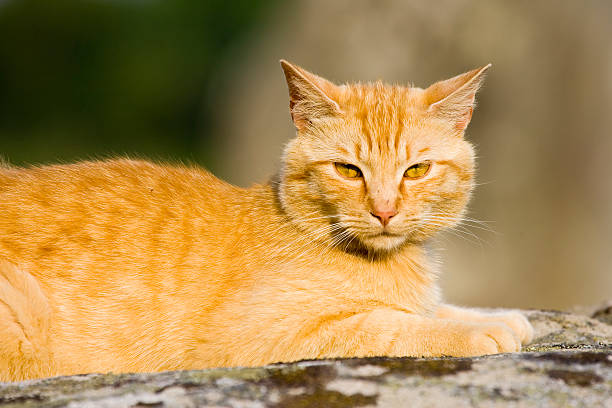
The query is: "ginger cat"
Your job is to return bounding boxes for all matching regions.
[0,60,533,382]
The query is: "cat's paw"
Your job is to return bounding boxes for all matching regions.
[459,322,521,356]
[489,311,534,345]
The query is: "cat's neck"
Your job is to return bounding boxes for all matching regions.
[243,181,439,313]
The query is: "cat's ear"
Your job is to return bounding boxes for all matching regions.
[280,59,342,131]
[425,64,491,132]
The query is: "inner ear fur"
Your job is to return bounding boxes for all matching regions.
[425,64,491,132]
[280,59,342,130]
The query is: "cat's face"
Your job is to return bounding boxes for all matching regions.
[279,61,488,255]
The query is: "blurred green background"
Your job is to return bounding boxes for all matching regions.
[0,0,280,168]
[1,0,611,310]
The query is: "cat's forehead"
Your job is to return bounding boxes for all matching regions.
[335,82,442,162]
[339,81,426,114]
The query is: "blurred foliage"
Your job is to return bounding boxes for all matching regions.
[0,0,279,166]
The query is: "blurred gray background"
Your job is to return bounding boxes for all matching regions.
[1,0,610,309]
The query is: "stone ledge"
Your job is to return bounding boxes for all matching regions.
[0,309,610,408]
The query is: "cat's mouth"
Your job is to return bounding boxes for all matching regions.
[371,231,403,238]
[356,231,408,253]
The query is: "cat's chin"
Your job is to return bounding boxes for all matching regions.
[358,233,408,253]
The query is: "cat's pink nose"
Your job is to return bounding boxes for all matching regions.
[370,209,398,227]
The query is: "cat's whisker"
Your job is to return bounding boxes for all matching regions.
[299,224,361,259]
[331,230,355,251]
[430,211,496,227]
[325,233,348,253]
[421,212,498,235]
[265,212,337,237]
[472,180,495,187]
[282,212,336,226]
[336,231,356,251]
[271,223,339,254]
[417,218,487,248]
[451,225,488,249]
[449,217,495,229]
[435,227,482,247]
[289,223,342,245]
[301,226,344,250]
[421,216,496,234]
[457,222,498,235]
[283,223,346,260]
[442,226,487,248]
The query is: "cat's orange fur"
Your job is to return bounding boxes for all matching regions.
[0,60,533,381]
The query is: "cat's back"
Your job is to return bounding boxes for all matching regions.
[0,157,240,211]
[0,158,234,204]
[0,158,245,274]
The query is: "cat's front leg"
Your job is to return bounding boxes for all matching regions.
[305,308,523,359]
[435,304,534,345]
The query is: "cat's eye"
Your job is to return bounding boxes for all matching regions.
[404,161,431,179]
[334,162,363,179]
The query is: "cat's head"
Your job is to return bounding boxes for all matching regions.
[278,60,489,256]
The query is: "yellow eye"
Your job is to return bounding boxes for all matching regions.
[334,162,363,179]
[404,161,431,179]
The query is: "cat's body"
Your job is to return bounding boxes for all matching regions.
[0,61,533,381]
